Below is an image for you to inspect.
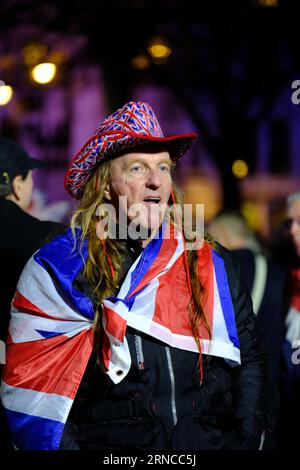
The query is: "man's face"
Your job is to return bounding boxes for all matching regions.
[287,199,300,257]
[105,150,172,238]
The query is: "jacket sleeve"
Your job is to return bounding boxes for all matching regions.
[217,244,279,449]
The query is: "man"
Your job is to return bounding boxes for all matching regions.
[1,102,277,450]
[284,190,300,343]
[286,190,300,258]
[0,137,62,449]
[208,210,285,386]
[281,190,300,449]
[0,137,62,341]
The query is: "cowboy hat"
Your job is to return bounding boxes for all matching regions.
[65,101,197,199]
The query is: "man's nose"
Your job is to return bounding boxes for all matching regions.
[145,169,161,188]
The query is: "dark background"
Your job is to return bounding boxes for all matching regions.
[1,0,300,238]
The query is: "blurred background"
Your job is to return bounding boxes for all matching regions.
[1,0,300,249]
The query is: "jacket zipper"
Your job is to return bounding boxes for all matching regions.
[165,346,178,426]
[259,430,265,450]
[134,331,145,370]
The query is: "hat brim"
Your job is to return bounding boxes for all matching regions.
[114,133,197,161]
[65,131,197,199]
[27,157,48,169]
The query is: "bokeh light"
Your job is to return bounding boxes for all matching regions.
[31,63,57,84]
[22,43,48,66]
[232,159,249,179]
[0,84,13,105]
[147,37,172,62]
[131,53,151,71]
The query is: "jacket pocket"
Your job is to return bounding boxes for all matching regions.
[171,415,245,450]
[73,418,162,450]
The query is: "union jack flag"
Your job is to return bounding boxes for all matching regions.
[0,226,240,450]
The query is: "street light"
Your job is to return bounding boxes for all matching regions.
[31,63,56,85]
[0,84,13,105]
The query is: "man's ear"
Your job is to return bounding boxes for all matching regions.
[11,175,23,200]
[104,183,112,201]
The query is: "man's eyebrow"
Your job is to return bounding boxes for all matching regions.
[124,158,172,167]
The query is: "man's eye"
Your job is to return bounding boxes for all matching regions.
[159,164,170,172]
[283,217,300,229]
[131,166,142,172]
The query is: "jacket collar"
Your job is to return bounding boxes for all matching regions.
[0,199,30,218]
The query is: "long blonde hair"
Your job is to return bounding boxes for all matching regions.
[71,160,212,375]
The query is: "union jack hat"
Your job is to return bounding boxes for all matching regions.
[65,101,197,199]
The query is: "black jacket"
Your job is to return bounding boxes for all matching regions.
[230,249,285,386]
[60,241,278,451]
[0,199,62,341]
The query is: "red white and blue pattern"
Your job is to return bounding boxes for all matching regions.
[0,227,240,450]
[65,101,197,199]
[285,268,300,345]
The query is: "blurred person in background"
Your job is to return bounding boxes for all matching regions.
[281,190,300,449]
[208,210,285,387]
[1,102,277,451]
[0,137,62,342]
[0,137,62,449]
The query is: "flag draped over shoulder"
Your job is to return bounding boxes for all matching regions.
[0,225,240,450]
[102,224,241,384]
[1,229,94,450]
